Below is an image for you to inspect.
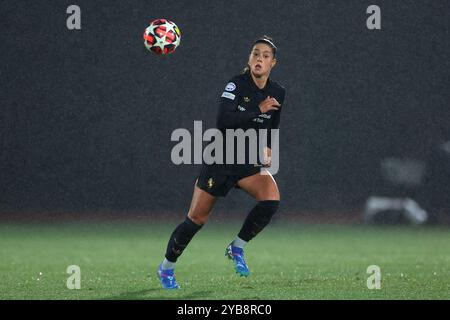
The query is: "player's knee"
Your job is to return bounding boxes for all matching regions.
[258,186,280,201]
[188,210,209,225]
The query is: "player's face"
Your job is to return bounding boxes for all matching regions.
[248,43,277,77]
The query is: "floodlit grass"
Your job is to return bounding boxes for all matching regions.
[0,222,449,299]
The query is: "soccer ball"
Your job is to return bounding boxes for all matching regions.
[143,19,181,55]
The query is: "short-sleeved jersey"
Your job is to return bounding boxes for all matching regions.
[208,72,286,174]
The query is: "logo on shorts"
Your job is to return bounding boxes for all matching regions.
[243,96,250,102]
[207,178,214,188]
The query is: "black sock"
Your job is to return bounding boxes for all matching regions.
[165,217,203,262]
[237,200,280,242]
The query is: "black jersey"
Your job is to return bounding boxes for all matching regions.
[209,71,286,174]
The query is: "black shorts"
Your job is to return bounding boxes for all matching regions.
[196,164,261,197]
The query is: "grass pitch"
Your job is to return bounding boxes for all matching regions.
[0,222,449,300]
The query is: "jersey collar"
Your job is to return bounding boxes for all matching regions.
[246,71,270,92]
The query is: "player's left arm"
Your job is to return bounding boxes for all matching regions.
[264,89,286,166]
[267,89,285,147]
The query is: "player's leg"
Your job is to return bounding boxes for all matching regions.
[187,181,218,225]
[158,181,217,289]
[235,170,280,246]
[164,183,217,264]
[225,170,280,276]
[237,170,280,201]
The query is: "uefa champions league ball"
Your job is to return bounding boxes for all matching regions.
[143,19,181,55]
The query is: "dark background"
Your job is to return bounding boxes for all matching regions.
[1,0,449,220]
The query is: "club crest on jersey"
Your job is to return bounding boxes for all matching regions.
[207,178,214,188]
[225,82,236,92]
[243,96,250,102]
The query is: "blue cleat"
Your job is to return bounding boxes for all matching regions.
[157,264,180,289]
[225,244,250,277]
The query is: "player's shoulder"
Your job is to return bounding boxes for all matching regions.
[220,74,244,101]
[232,73,249,83]
[224,73,247,88]
[220,74,248,97]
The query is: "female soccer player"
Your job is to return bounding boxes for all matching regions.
[157,36,286,289]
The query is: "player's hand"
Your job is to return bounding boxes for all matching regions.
[258,96,280,113]
[262,146,272,167]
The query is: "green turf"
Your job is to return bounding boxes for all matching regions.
[0,222,449,299]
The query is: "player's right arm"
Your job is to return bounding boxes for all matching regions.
[216,78,260,129]
[216,78,280,129]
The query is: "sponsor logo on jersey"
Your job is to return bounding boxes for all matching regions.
[259,113,271,119]
[225,82,236,92]
[237,105,246,112]
[221,92,235,100]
